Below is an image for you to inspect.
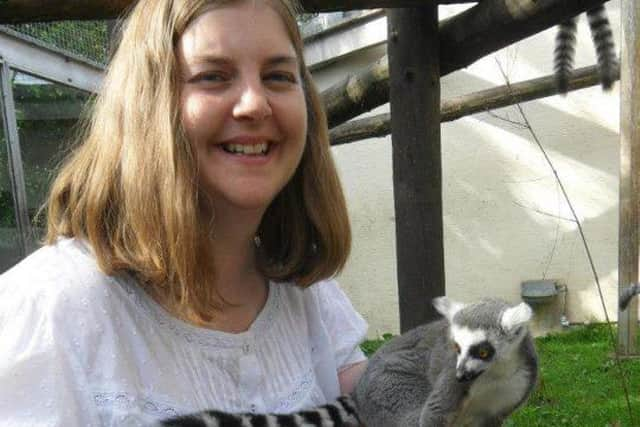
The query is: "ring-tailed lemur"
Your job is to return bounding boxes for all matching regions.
[153,297,538,427]
[155,395,360,426]
[353,297,538,427]
[620,283,640,311]
[554,4,617,94]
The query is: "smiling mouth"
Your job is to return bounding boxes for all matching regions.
[222,143,270,156]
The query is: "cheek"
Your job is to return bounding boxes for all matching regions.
[275,92,308,143]
[180,93,223,145]
[180,97,203,141]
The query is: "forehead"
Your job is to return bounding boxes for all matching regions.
[453,299,506,330]
[450,325,487,348]
[178,1,297,63]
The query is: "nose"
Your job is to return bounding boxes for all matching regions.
[233,80,272,121]
[456,368,481,383]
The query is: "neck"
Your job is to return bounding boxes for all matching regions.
[197,203,269,332]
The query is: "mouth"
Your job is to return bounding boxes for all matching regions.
[456,370,483,383]
[221,142,271,156]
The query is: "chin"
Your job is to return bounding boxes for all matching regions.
[218,192,278,213]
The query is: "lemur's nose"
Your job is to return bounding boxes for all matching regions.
[456,370,481,383]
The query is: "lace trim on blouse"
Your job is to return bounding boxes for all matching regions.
[93,391,180,418]
[106,274,281,350]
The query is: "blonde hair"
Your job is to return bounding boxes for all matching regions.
[45,0,351,322]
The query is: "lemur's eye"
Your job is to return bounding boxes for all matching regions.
[478,348,490,359]
[453,342,461,354]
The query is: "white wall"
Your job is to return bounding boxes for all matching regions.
[305,1,622,337]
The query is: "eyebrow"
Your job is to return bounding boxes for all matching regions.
[264,55,299,67]
[189,54,299,67]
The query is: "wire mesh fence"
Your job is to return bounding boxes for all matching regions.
[0,13,361,66]
[1,21,110,66]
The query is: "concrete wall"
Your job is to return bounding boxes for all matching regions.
[305,2,623,337]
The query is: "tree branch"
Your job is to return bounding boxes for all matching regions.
[329,63,620,145]
[322,0,610,128]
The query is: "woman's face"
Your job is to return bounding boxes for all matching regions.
[177,1,307,216]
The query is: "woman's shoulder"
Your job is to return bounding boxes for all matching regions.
[0,237,129,317]
[273,278,365,327]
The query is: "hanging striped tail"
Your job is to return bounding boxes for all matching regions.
[155,395,360,427]
[619,283,640,311]
[554,18,577,94]
[586,5,618,90]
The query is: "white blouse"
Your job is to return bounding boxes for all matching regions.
[0,238,368,426]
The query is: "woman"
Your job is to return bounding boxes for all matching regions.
[0,0,368,425]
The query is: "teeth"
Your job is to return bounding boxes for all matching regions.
[223,143,269,155]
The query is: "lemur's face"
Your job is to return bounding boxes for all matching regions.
[433,296,533,383]
[449,326,496,382]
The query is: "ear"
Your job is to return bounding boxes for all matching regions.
[433,297,465,322]
[500,302,533,334]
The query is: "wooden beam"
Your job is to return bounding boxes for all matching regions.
[301,0,477,12]
[323,0,610,128]
[388,5,443,332]
[0,0,133,22]
[329,63,620,145]
[618,0,639,356]
[0,0,477,22]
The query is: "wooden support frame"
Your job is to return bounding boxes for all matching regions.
[618,0,639,356]
[387,5,444,332]
[329,64,619,145]
[323,0,610,128]
[0,0,477,22]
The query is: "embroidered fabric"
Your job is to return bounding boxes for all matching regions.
[0,238,368,426]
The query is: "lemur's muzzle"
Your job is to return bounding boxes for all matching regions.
[456,369,482,383]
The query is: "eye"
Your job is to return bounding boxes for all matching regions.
[189,71,230,85]
[264,71,298,85]
[478,348,490,359]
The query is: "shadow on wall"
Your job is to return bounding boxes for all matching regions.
[441,69,618,324]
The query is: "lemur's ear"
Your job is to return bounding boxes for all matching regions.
[500,303,533,334]
[433,297,465,322]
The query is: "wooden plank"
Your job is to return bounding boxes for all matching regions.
[387,6,444,332]
[0,0,476,22]
[329,63,620,145]
[618,0,639,356]
[301,0,476,12]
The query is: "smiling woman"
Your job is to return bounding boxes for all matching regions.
[0,0,368,425]
[177,1,308,217]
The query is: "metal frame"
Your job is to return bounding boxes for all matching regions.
[0,61,32,255]
[0,30,103,260]
[0,27,103,93]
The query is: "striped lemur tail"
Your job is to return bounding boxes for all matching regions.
[554,5,617,94]
[619,283,640,311]
[554,18,577,94]
[156,395,360,427]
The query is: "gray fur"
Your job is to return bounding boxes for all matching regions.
[353,297,538,427]
[619,283,640,311]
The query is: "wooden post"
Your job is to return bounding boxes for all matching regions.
[387,6,444,333]
[618,0,639,356]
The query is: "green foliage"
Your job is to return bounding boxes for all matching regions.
[508,324,640,427]
[360,333,394,358]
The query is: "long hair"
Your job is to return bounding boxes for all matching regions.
[45,0,351,322]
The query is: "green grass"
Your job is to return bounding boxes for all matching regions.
[361,324,640,427]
